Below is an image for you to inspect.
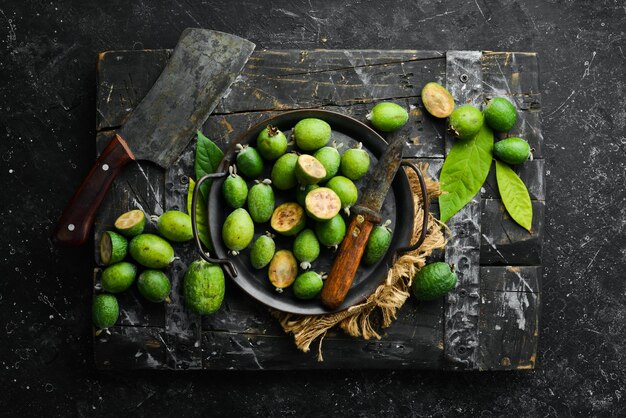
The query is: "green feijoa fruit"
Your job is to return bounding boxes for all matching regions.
[114,209,146,237]
[293,118,332,151]
[222,208,254,252]
[292,229,320,270]
[271,153,299,190]
[483,97,518,132]
[314,146,341,182]
[366,102,409,132]
[493,137,531,165]
[137,270,171,303]
[101,261,137,293]
[222,173,249,209]
[92,294,119,331]
[293,271,324,300]
[340,143,370,180]
[236,145,264,179]
[99,230,127,266]
[247,181,275,223]
[296,184,320,207]
[268,250,298,289]
[250,234,276,269]
[156,210,193,242]
[363,224,392,266]
[326,176,358,210]
[183,259,225,315]
[448,105,484,140]
[295,154,327,185]
[270,202,306,236]
[421,82,455,118]
[412,262,457,301]
[257,125,288,160]
[305,187,341,221]
[315,214,346,247]
[129,234,175,269]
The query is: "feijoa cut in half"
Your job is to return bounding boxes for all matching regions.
[270,202,306,236]
[421,82,455,118]
[99,230,128,266]
[268,249,298,289]
[114,209,146,237]
[295,154,327,185]
[304,187,341,221]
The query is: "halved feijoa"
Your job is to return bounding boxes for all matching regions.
[270,202,306,236]
[295,154,327,185]
[99,230,128,266]
[268,249,298,289]
[421,82,455,118]
[114,209,146,237]
[304,187,341,221]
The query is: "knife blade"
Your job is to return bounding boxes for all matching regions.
[320,125,409,310]
[53,29,255,246]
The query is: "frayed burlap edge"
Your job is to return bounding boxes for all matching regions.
[271,163,447,361]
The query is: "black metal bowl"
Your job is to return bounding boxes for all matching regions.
[192,109,418,315]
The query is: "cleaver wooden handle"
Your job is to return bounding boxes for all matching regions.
[320,214,375,310]
[53,134,135,246]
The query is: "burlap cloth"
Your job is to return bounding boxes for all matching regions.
[272,163,447,361]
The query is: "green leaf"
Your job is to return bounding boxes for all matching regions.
[194,130,224,201]
[439,124,494,222]
[187,178,214,252]
[495,160,533,232]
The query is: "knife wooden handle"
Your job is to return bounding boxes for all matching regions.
[321,214,375,310]
[53,134,135,246]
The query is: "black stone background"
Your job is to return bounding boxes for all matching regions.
[1,1,624,416]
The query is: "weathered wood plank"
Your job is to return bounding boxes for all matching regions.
[216,52,446,114]
[203,297,444,370]
[481,52,540,96]
[443,51,483,369]
[243,49,445,76]
[480,265,542,293]
[93,326,168,370]
[478,266,541,370]
[162,144,203,370]
[480,199,545,266]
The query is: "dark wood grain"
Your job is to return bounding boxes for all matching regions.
[93,48,543,371]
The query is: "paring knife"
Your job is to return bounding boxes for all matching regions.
[320,126,409,310]
[53,29,255,246]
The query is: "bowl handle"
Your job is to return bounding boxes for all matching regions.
[190,171,238,279]
[391,161,430,263]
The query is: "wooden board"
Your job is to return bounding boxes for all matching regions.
[93,49,543,370]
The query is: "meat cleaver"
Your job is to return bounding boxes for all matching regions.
[53,29,255,246]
